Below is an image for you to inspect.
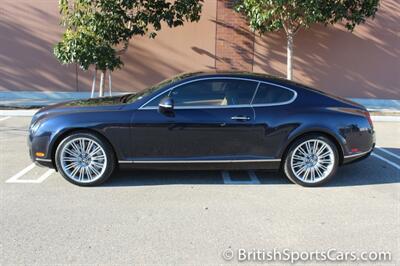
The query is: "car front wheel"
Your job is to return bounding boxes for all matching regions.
[55,132,115,186]
[283,135,339,187]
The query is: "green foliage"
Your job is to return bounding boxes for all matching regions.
[65,95,122,106]
[235,0,380,35]
[54,28,122,71]
[54,0,203,71]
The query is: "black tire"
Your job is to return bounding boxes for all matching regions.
[55,132,116,186]
[283,135,339,187]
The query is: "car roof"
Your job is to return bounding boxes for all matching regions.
[174,71,311,89]
[178,70,283,81]
[178,71,347,100]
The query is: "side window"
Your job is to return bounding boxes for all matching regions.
[170,79,258,107]
[252,83,295,104]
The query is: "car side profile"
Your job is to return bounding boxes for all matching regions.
[28,71,375,187]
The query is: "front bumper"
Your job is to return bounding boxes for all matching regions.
[28,134,55,168]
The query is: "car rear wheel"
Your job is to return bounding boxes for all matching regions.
[283,135,338,187]
[55,132,115,186]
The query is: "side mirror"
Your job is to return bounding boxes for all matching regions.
[158,96,174,114]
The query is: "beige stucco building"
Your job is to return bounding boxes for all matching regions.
[0,0,399,100]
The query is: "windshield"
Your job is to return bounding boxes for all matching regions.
[123,72,204,104]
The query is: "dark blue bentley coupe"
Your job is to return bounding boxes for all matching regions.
[29,71,375,186]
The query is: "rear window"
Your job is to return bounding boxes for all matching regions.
[252,83,295,104]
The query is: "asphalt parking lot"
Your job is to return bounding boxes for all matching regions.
[0,115,399,265]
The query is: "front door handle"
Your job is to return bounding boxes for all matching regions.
[231,115,251,121]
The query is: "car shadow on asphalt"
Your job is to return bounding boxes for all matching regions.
[103,170,225,187]
[102,169,290,187]
[102,154,399,187]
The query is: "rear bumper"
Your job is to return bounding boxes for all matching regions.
[342,146,374,164]
[341,123,375,165]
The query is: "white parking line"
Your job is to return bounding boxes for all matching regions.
[33,169,55,183]
[376,147,400,160]
[0,116,11,122]
[371,153,400,171]
[222,171,261,184]
[5,163,36,183]
[5,164,54,183]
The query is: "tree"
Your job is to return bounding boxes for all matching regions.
[54,0,203,97]
[235,0,380,80]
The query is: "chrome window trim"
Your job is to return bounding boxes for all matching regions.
[140,90,170,109]
[171,104,250,110]
[140,104,251,110]
[250,81,298,106]
[250,82,261,104]
[138,76,297,110]
[119,158,281,164]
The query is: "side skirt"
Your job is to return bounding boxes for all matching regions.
[118,159,281,171]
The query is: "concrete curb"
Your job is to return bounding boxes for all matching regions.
[0,91,128,109]
[0,109,39,116]
[0,91,399,116]
[371,116,400,122]
[351,98,400,112]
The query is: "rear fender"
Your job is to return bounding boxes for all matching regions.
[278,124,346,161]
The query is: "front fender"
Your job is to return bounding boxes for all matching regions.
[30,109,132,163]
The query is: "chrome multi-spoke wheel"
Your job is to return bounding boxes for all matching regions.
[60,137,107,183]
[291,139,334,183]
[284,136,338,186]
[56,133,115,186]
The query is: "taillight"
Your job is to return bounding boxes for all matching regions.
[363,110,373,128]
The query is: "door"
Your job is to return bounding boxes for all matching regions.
[129,78,260,160]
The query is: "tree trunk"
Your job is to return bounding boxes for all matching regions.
[286,33,294,80]
[91,68,97,98]
[99,70,105,97]
[108,71,112,96]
